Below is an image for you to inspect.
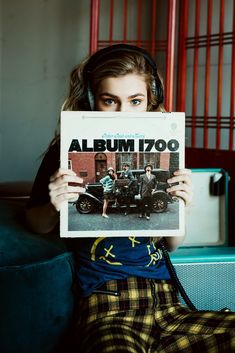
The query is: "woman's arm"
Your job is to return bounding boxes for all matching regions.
[26,168,84,234]
[163,235,186,252]
[162,168,193,250]
[25,202,60,234]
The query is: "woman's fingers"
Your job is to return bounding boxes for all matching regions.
[166,189,193,205]
[49,168,83,184]
[49,175,83,190]
[49,188,85,211]
[168,169,192,184]
[48,169,85,211]
[49,185,85,198]
[167,168,193,205]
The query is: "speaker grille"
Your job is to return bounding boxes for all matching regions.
[174,262,235,311]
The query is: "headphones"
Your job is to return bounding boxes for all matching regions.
[82,44,164,110]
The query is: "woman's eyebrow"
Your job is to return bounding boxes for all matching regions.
[128,93,146,98]
[99,92,118,98]
[99,93,146,98]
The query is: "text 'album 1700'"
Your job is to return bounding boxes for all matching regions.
[60,111,185,238]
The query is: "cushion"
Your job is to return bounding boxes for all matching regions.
[0,181,33,198]
[0,199,68,266]
[0,199,76,353]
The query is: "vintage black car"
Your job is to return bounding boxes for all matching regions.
[75,169,176,214]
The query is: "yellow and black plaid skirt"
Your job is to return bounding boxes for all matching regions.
[75,277,235,352]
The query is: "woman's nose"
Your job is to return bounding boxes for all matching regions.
[118,102,128,112]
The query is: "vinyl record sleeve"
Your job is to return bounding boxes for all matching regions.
[60,111,185,237]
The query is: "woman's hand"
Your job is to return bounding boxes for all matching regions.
[166,168,193,206]
[49,168,85,211]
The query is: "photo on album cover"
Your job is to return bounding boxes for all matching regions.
[60,111,185,238]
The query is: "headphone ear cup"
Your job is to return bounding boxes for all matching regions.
[87,86,95,110]
[82,69,94,110]
[153,75,164,105]
[78,88,93,111]
[157,83,164,105]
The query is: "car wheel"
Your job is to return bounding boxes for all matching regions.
[152,194,168,213]
[76,196,94,214]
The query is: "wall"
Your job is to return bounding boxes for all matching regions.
[0,1,3,171]
[1,0,233,181]
[0,0,90,182]
[185,0,234,149]
[0,0,169,182]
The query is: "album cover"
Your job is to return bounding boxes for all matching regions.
[60,111,185,237]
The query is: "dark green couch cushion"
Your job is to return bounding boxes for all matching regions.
[0,198,68,266]
[0,199,76,353]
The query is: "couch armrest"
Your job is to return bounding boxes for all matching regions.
[0,181,33,199]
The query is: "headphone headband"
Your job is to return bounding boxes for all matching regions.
[85,44,158,74]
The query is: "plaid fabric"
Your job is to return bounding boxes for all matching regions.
[75,277,235,353]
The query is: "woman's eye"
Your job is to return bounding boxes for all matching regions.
[131,99,141,105]
[104,98,115,105]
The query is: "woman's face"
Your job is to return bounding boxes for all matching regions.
[95,73,148,112]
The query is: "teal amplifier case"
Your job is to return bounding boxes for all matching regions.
[170,169,235,311]
[171,247,235,311]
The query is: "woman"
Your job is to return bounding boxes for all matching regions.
[100,167,117,218]
[26,44,235,352]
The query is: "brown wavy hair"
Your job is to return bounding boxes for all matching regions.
[51,46,165,146]
[62,50,165,112]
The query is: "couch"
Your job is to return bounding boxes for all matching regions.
[0,182,76,353]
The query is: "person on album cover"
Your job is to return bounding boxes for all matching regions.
[100,167,117,218]
[120,163,135,181]
[139,164,157,220]
[119,163,135,216]
[26,44,235,352]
